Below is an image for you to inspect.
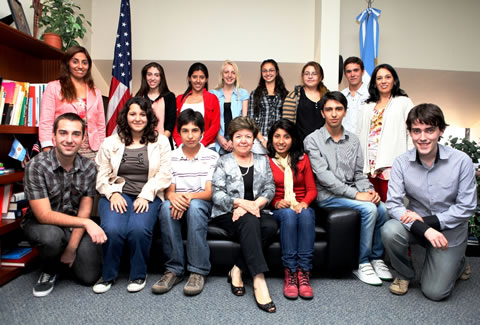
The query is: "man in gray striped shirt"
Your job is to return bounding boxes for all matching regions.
[382,103,477,300]
[304,91,391,286]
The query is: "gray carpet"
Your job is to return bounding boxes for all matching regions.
[1,248,479,325]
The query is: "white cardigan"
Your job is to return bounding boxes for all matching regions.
[356,96,414,174]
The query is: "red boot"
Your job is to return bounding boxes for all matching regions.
[298,269,313,299]
[283,268,298,299]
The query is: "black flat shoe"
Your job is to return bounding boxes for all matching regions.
[227,272,245,296]
[255,299,276,313]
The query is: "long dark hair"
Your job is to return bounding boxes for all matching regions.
[252,59,288,116]
[135,62,172,98]
[366,63,408,103]
[116,97,158,146]
[267,119,304,177]
[182,62,209,100]
[59,46,94,102]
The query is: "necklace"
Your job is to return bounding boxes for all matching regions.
[240,165,250,177]
[237,153,253,176]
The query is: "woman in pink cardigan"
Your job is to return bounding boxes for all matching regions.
[39,46,106,159]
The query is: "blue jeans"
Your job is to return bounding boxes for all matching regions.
[273,207,315,272]
[158,199,211,276]
[99,194,161,281]
[318,197,388,264]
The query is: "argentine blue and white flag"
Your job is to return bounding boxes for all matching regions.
[9,138,27,161]
[357,7,381,79]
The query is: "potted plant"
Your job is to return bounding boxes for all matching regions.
[35,0,91,51]
[445,136,480,251]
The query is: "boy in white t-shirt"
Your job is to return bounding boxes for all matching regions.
[152,109,219,296]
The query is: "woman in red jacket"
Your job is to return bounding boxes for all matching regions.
[267,119,317,301]
[172,62,220,149]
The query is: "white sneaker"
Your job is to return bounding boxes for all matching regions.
[127,276,147,293]
[93,278,114,294]
[371,259,393,281]
[353,263,382,286]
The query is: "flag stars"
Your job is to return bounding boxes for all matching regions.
[117,43,121,48]
[122,22,126,27]
[118,53,123,57]
[120,63,124,67]
[124,32,128,36]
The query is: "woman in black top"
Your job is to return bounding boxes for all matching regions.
[136,62,176,147]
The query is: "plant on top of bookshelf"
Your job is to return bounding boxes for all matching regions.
[36,0,91,51]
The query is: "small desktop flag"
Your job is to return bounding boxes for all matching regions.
[9,138,27,161]
[105,0,132,136]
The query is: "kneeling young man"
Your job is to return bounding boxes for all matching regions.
[23,113,107,297]
[383,103,476,300]
[153,109,219,296]
[304,91,392,285]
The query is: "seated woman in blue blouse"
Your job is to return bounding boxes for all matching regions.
[210,60,249,155]
[211,116,278,313]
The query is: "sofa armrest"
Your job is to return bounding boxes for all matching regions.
[315,206,360,274]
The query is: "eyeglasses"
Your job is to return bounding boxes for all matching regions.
[262,69,276,74]
[303,72,318,77]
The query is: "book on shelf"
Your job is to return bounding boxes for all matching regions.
[1,247,38,267]
[0,184,13,217]
[8,199,28,211]
[0,80,47,126]
[1,247,32,259]
[2,206,27,220]
[10,192,25,202]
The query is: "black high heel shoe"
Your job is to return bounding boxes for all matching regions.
[255,299,276,313]
[227,272,245,296]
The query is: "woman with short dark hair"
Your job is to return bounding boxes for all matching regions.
[211,116,278,313]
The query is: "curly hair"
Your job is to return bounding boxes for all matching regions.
[116,97,158,146]
[267,119,304,176]
[252,59,288,117]
[135,62,172,98]
[366,63,408,103]
[59,46,95,103]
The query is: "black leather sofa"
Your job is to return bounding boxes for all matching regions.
[150,206,360,275]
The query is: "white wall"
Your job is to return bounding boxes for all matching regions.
[91,0,317,62]
[340,0,480,72]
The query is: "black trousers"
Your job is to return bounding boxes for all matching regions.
[211,212,278,276]
[23,217,102,285]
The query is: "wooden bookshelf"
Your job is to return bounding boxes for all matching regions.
[0,172,24,185]
[0,217,23,236]
[0,126,39,134]
[0,22,62,285]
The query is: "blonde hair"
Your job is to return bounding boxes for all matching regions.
[215,60,242,90]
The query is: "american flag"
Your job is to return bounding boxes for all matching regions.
[106,0,132,136]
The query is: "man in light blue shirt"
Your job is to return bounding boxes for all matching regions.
[383,103,477,300]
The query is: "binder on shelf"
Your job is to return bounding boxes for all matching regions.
[1,247,38,267]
